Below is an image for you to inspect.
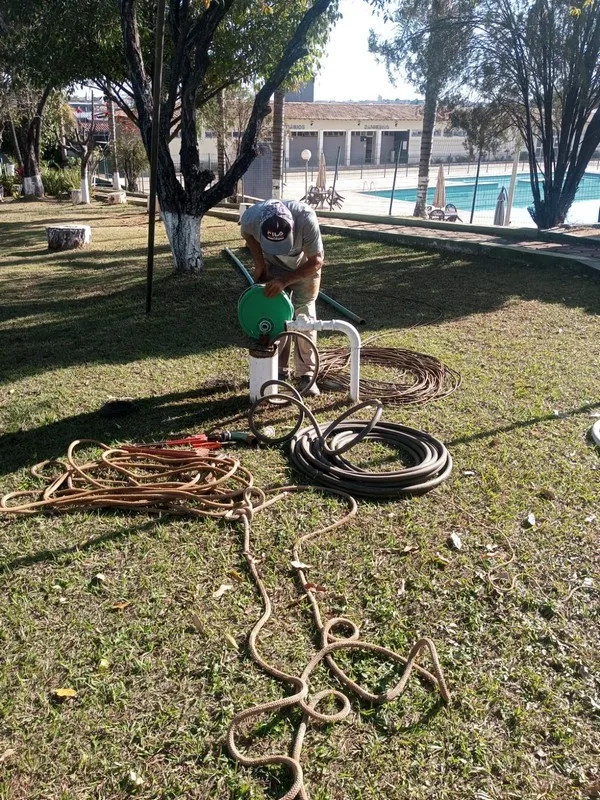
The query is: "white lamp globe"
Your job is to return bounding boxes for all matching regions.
[300,149,312,161]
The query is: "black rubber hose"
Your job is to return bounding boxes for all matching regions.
[248,394,452,498]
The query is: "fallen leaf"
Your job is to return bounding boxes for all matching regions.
[53,687,78,700]
[583,577,594,588]
[586,778,600,798]
[128,770,144,787]
[224,632,239,650]
[534,748,547,759]
[110,600,131,611]
[213,583,233,599]
[291,560,312,570]
[435,551,450,564]
[523,512,536,528]
[228,569,244,583]
[191,613,204,634]
[585,515,596,523]
[447,533,462,550]
[401,544,418,554]
[98,658,110,672]
[305,582,326,593]
[0,749,16,763]
[91,573,106,585]
[462,470,476,476]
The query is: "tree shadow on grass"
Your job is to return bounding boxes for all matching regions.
[320,235,600,328]
[3,217,600,387]
[0,382,250,478]
[0,517,162,576]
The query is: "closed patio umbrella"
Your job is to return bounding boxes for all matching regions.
[433,164,445,208]
[494,186,508,226]
[316,152,327,189]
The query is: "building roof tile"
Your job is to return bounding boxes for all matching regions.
[285,102,424,121]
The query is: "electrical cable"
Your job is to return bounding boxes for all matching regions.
[1,416,453,799]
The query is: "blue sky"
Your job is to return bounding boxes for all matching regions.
[314,0,419,102]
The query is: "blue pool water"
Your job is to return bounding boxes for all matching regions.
[366,172,600,211]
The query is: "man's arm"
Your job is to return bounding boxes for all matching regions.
[243,235,267,282]
[263,255,323,298]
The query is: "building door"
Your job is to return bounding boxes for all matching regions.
[322,131,345,166]
[288,131,318,168]
[381,131,410,164]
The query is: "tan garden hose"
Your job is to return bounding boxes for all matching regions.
[1,426,451,800]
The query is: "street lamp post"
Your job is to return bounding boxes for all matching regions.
[301,148,311,200]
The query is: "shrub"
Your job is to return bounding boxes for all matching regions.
[41,164,80,197]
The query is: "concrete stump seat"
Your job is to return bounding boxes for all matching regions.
[46,225,92,251]
[107,191,127,205]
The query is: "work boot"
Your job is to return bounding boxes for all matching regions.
[297,375,320,397]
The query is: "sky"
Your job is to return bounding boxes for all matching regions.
[314,0,419,102]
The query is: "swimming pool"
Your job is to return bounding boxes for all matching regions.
[365,172,600,211]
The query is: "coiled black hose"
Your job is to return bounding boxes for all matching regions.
[249,384,452,498]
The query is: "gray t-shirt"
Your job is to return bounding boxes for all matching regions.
[241,199,324,271]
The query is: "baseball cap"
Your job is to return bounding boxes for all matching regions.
[259,200,294,255]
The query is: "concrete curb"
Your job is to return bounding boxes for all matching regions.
[316,209,600,247]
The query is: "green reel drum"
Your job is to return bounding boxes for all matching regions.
[237,284,294,341]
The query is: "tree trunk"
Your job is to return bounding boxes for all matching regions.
[272,89,285,198]
[80,162,90,204]
[162,210,204,273]
[107,89,121,189]
[217,88,226,182]
[22,142,44,196]
[413,0,445,218]
[7,109,23,167]
[413,78,438,218]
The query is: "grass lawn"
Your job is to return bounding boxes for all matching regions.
[0,199,599,800]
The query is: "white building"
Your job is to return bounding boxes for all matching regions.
[189,101,477,169]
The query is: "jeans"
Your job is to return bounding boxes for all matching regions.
[265,263,321,378]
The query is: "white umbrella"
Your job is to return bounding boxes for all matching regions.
[433,164,445,208]
[494,186,508,226]
[316,152,327,190]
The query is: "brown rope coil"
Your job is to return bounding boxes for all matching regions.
[318,344,461,405]
[1,441,451,799]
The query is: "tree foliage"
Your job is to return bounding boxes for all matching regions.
[116,118,148,192]
[449,103,513,159]
[369,0,475,215]
[470,0,600,228]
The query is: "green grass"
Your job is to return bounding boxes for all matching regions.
[1,198,599,800]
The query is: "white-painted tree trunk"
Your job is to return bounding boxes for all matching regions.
[112,172,121,190]
[23,174,44,197]
[162,211,204,274]
[80,168,90,204]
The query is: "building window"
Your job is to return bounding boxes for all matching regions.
[291,131,317,137]
[204,130,217,138]
[323,131,345,137]
[411,130,422,137]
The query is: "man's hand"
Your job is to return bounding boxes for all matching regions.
[263,278,287,298]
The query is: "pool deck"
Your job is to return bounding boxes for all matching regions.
[283,162,600,227]
[209,199,600,276]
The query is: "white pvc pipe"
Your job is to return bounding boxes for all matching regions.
[591,419,600,448]
[287,316,361,402]
[249,349,279,402]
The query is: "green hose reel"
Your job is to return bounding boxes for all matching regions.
[237,285,294,341]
